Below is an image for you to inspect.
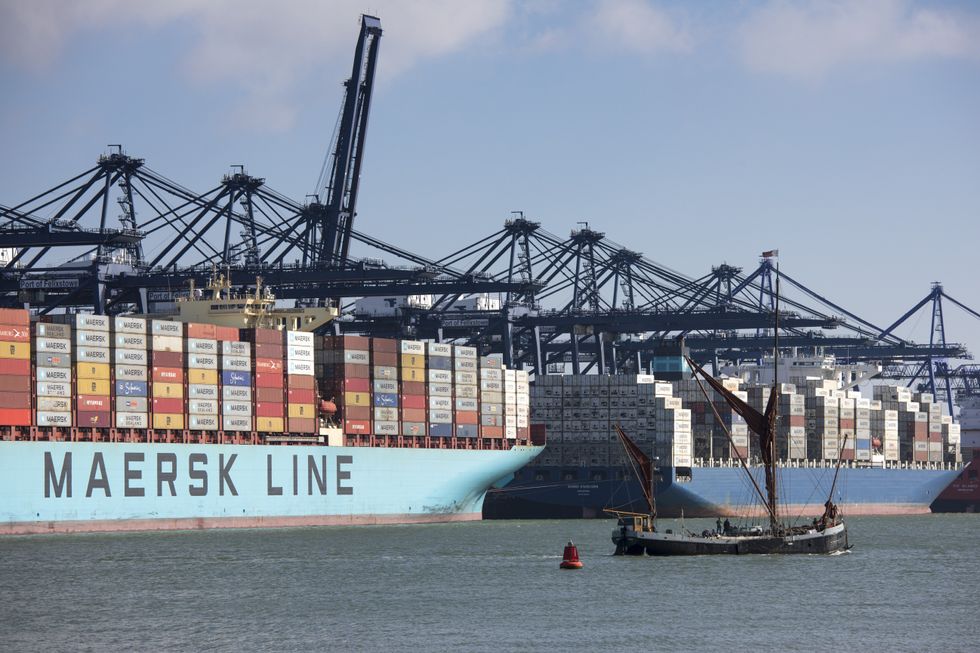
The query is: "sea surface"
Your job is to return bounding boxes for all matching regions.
[1,515,976,652]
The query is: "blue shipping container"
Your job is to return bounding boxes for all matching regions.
[373,392,398,407]
[115,380,148,397]
[222,370,251,387]
[429,423,453,438]
[427,357,452,371]
[456,424,479,438]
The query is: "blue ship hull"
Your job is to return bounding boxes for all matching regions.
[483,464,960,519]
[0,441,543,534]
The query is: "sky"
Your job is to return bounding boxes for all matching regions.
[1,0,979,359]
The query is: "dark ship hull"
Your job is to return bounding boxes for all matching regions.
[613,521,849,556]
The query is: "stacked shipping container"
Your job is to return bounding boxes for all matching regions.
[35,322,72,428]
[286,331,316,434]
[114,316,149,430]
[0,309,31,427]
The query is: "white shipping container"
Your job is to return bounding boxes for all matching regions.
[186,338,218,354]
[223,416,253,432]
[505,426,517,439]
[115,333,147,351]
[152,334,182,352]
[374,407,398,422]
[73,314,110,331]
[221,355,251,371]
[456,385,478,399]
[114,316,147,334]
[375,420,399,435]
[115,412,148,429]
[36,381,71,397]
[427,343,452,357]
[189,415,219,431]
[344,350,369,364]
[188,384,219,399]
[286,331,314,347]
[222,385,252,401]
[187,354,218,370]
[114,348,148,366]
[221,341,250,357]
[428,383,452,397]
[454,345,477,359]
[455,371,477,385]
[287,345,314,361]
[400,340,425,355]
[75,330,110,347]
[188,399,219,415]
[36,412,72,427]
[481,379,502,392]
[35,338,71,353]
[428,369,452,384]
[455,398,478,411]
[373,379,398,394]
[287,359,314,376]
[505,415,517,427]
[429,396,452,411]
[222,401,251,416]
[150,320,181,336]
[480,368,502,381]
[75,345,110,363]
[37,397,70,412]
[36,367,71,382]
[429,409,453,423]
[517,415,528,428]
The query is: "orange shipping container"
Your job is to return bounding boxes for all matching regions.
[0,358,30,375]
[152,366,183,383]
[76,395,111,411]
[288,417,316,433]
[0,324,30,341]
[0,308,29,326]
[0,408,31,426]
[186,322,217,340]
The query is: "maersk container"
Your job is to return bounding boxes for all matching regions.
[427,343,451,357]
[75,330,110,349]
[375,420,399,435]
[455,371,477,385]
[115,412,148,429]
[428,370,451,384]
[221,355,251,371]
[429,409,452,423]
[115,333,147,350]
[36,367,70,382]
[222,386,252,401]
[186,338,218,354]
[35,338,71,354]
[221,341,250,357]
[114,348,147,365]
[287,359,314,375]
[36,412,72,427]
[428,383,452,397]
[222,416,252,432]
[189,415,219,430]
[114,316,147,334]
[75,346,110,363]
[374,407,398,422]
[34,324,70,339]
[372,379,397,394]
[188,384,218,399]
[150,320,181,336]
[455,398,478,411]
[457,386,478,399]
[37,397,70,412]
[223,401,251,416]
[188,354,218,369]
[429,396,452,411]
[189,399,219,415]
[287,345,314,360]
[36,382,70,397]
[286,331,313,347]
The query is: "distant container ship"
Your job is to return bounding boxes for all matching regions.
[0,305,541,534]
[485,354,961,519]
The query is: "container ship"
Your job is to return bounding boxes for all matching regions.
[0,305,541,535]
[485,363,962,519]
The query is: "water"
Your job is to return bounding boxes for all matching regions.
[1,516,976,652]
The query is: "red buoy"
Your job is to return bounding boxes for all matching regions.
[560,540,583,569]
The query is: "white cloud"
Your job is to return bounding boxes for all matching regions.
[738,0,980,80]
[589,0,692,55]
[0,0,512,131]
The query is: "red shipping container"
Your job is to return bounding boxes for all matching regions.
[0,377,30,393]
[77,411,112,428]
[401,395,426,410]
[345,406,371,420]
[371,338,397,353]
[254,328,283,345]
[0,358,30,375]
[0,392,30,409]
[530,424,546,445]
[339,378,370,392]
[152,397,183,413]
[0,325,30,342]
[401,407,426,422]
[151,351,184,368]
[256,387,285,402]
[288,417,316,433]
[344,419,371,434]
[254,342,284,358]
[254,357,283,373]
[400,381,426,395]
[0,407,31,425]
[215,326,239,341]
[186,322,217,340]
[455,411,478,425]
[255,371,285,388]
[326,335,370,350]
[481,426,503,438]
[77,395,111,411]
[0,308,29,326]
[286,374,314,390]
[372,352,398,367]
[152,366,184,383]
[287,388,315,403]
[256,402,284,418]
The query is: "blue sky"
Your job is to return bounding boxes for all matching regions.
[1,0,979,357]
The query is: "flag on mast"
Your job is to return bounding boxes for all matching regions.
[761,249,779,258]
